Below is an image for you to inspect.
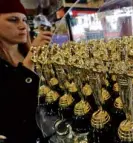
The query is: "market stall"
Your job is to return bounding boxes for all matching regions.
[31,0,133,142]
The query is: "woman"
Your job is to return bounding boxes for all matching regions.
[0,0,52,142]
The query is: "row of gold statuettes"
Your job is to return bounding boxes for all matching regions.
[38,73,130,143]
[31,36,133,143]
[31,36,133,75]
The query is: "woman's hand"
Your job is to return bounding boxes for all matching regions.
[32,31,53,46]
[0,135,6,140]
[23,30,52,71]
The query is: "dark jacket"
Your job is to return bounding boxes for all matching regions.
[0,57,44,143]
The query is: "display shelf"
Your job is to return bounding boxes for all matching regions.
[63,2,90,8]
[62,0,104,8]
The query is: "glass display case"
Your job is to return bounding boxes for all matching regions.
[34,0,133,143]
[66,0,133,41]
[99,0,133,40]
[66,8,100,41]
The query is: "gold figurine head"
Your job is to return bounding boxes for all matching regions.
[49,77,59,86]
[39,85,51,96]
[74,100,91,116]
[102,88,111,101]
[82,83,92,96]
[114,97,123,109]
[45,90,60,103]
[113,83,119,92]
[91,109,110,129]
[118,120,133,142]
[68,82,78,93]
[59,94,74,108]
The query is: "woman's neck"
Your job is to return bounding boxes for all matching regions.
[1,41,18,54]
[0,41,24,66]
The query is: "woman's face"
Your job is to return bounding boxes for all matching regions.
[0,13,28,45]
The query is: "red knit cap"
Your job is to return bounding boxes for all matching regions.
[0,0,27,15]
